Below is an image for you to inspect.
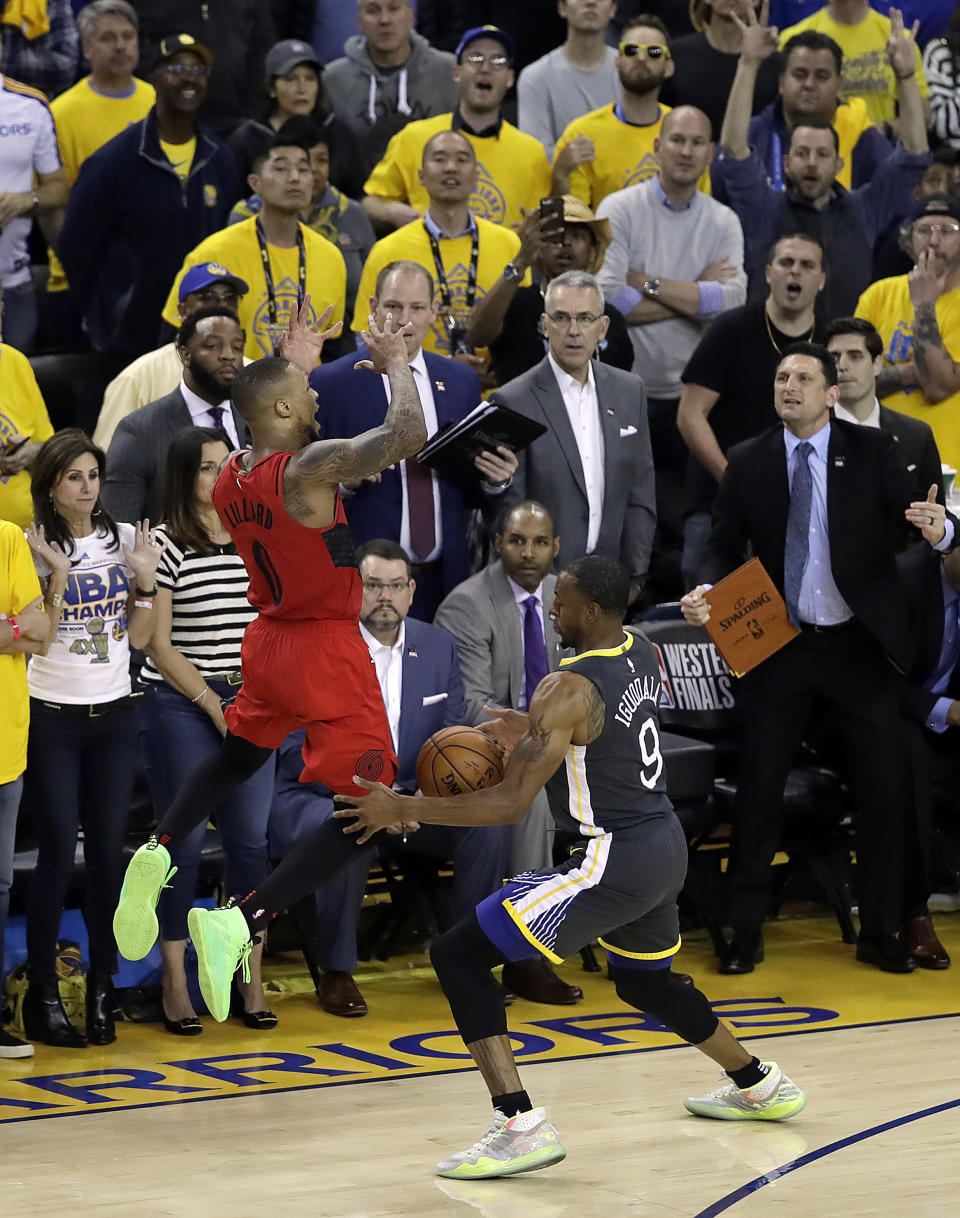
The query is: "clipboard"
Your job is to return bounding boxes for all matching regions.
[416,401,546,481]
[703,557,799,677]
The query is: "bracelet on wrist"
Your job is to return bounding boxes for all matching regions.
[134,598,156,610]
[7,615,20,641]
[894,71,913,81]
[135,584,158,597]
[46,591,64,608]
[191,687,209,706]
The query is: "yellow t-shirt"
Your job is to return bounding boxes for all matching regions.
[780,10,929,125]
[363,113,551,231]
[48,76,155,292]
[856,275,960,467]
[830,96,880,190]
[554,103,711,211]
[350,216,523,362]
[159,135,196,181]
[0,344,54,529]
[162,219,347,362]
[0,519,42,783]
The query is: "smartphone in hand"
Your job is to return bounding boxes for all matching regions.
[539,196,566,243]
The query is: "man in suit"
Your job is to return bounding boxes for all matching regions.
[893,541,958,968]
[495,269,656,607]
[311,259,517,621]
[825,317,944,504]
[102,307,248,523]
[268,539,512,1017]
[434,500,584,1005]
[681,341,955,975]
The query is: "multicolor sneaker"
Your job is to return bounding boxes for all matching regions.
[113,838,176,960]
[683,1062,807,1121]
[435,1107,566,1179]
[187,903,253,1023]
[0,1027,34,1059]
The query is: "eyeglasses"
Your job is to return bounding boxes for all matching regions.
[545,310,604,327]
[162,63,211,77]
[362,580,410,594]
[462,52,511,69]
[913,221,960,237]
[618,42,672,61]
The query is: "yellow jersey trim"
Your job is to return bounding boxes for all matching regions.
[598,935,682,961]
[560,631,633,665]
[502,899,564,964]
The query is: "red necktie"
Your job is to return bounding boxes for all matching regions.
[405,456,435,561]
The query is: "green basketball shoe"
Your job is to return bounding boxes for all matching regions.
[435,1108,567,1180]
[684,1062,807,1121]
[113,839,176,961]
[187,903,253,1023]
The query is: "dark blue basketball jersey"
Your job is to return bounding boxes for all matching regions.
[545,630,672,836]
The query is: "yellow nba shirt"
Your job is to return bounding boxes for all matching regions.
[48,76,155,291]
[555,103,711,211]
[0,519,42,783]
[350,216,523,362]
[780,10,929,125]
[0,344,55,529]
[856,275,960,467]
[162,219,347,361]
[363,112,551,230]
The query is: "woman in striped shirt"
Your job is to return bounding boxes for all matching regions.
[140,427,276,1035]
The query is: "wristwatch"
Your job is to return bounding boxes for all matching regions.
[502,261,523,284]
[642,278,662,298]
[29,193,40,215]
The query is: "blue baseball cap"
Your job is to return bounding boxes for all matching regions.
[178,262,249,303]
[455,25,516,64]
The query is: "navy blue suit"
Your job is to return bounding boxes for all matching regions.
[310,345,483,621]
[268,618,511,972]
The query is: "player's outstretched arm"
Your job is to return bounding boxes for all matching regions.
[288,310,427,486]
[333,671,604,841]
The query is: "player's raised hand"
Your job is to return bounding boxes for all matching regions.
[280,295,344,374]
[333,777,409,844]
[356,306,415,373]
[477,705,527,763]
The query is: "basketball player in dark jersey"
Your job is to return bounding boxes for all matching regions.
[113,301,427,1019]
[335,555,807,1179]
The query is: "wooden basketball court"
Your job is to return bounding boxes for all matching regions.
[3,913,958,1217]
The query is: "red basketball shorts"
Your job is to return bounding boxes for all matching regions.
[225,616,397,794]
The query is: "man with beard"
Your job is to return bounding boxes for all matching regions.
[678,232,825,586]
[714,2,928,320]
[162,137,347,363]
[552,15,709,210]
[856,194,960,472]
[361,26,551,234]
[58,35,237,398]
[102,307,247,523]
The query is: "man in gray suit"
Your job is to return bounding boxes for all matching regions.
[102,307,248,523]
[494,270,656,608]
[435,499,583,1005]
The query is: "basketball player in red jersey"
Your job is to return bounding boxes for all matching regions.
[113,300,427,1019]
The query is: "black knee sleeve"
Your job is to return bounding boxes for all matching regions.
[611,965,719,1046]
[430,913,509,1046]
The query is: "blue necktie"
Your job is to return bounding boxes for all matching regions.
[522,595,549,708]
[784,441,813,627]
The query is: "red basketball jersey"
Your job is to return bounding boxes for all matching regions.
[212,451,361,622]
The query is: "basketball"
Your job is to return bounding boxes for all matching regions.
[416,725,505,797]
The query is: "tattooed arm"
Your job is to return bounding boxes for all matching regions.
[332,671,600,839]
[287,310,428,487]
[876,363,919,397]
[906,249,960,404]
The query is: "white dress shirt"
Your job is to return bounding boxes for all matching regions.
[380,348,442,563]
[359,619,405,753]
[547,351,605,552]
[179,377,240,448]
[506,574,547,710]
[833,398,881,429]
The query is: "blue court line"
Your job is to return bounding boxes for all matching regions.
[1,1008,957,1126]
[691,1095,960,1218]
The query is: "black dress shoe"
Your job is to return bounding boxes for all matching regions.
[856,934,917,973]
[86,971,117,1045]
[230,980,279,1028]
[901,916,951,969]
[316,971,367,1017]
[501,958,583,1004]
[718,931,764,975]
[163,1013,203,1036]
[22,979,87,1048]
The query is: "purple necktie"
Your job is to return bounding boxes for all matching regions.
[405,457,436,562]
[523,595,549,708]
[208,404,226,434]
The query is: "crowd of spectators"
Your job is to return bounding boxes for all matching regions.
[2,0,960,1057]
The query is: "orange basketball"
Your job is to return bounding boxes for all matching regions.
[416,726,505,798]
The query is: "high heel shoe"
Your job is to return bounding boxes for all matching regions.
[230,980,278,1030]
[85,971,117,1045]
[162,1013,203,1036]
[22,978,87,1048]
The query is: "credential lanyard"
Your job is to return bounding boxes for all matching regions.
[423,222,479,320]
[255,217,307,324]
